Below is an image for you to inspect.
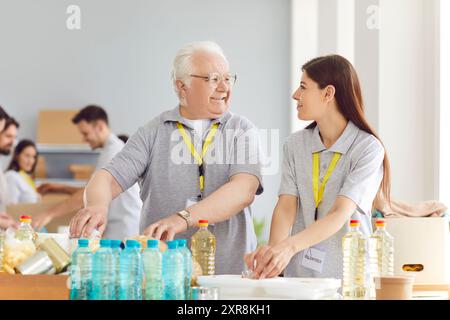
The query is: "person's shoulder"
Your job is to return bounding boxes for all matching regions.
[354,127,384,155]
[4,170,21,182]
[226,112,258,131]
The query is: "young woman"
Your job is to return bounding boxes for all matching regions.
[245,55,391,280]
[5,139,40,205]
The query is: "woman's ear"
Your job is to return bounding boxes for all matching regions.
[324,85,336,103]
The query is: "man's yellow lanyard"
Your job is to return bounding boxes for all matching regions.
[312,152,341,220]
[19,170,37,191]
[177,122,219,196]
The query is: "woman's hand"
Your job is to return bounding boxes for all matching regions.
[32,212,54,232]
[244,241,296,279]
[0,212,19,229]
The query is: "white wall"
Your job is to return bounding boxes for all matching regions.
[0,0,291,237]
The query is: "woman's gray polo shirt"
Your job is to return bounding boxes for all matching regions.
[104,106,264,275]
[279,121,384,280]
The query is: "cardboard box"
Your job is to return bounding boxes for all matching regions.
[6,194,74,233]
[37,109,84,145]
[0,274,69,300]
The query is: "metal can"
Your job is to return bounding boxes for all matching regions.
[191,286,220,300]
[15,251,55,275]
[38,238,71,273]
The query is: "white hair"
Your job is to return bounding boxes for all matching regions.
[171,41,228,96]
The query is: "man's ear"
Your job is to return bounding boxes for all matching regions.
[324,85,336,103]
[176,80,187,98]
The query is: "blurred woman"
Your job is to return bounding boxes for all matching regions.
[5,139,40,205]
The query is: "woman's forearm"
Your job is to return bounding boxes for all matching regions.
[268,195,298,246]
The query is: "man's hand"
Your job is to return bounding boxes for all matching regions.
[69,206,108,238]
[143,214,187,241]
[0,212,19,229]
[32,212,55,232]
[37,183,64,195]
[244,241,296,279]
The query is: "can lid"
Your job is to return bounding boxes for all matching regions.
[100,239,111,247]
[20,215,32,222]
[78,238,89,247]
[167,240,178,249]
[147,239,159,248]
[110,240,122,248]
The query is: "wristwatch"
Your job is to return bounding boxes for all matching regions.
[177,209,193,229]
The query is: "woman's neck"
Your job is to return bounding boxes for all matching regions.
[316,108,348,149]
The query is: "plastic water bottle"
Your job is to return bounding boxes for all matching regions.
[70,239,93,300]
[92,239,115,300]
[15,215,36,242]
[163,240,185,300]
[342,220,368,300]
[369,219,394,299]
[110,240,122,300]
[119,240,143,300]
[142,239,164,300]
[177,239,192,299]
[191,220,216,275]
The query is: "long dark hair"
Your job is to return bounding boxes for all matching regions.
[302,55,391,204]
[7,139,39,176]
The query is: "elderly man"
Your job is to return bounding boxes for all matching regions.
[70,41,264,274]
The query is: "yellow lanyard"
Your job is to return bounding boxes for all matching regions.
[19,170,37,191]
[312,152,341,219]
[177,122,219,193]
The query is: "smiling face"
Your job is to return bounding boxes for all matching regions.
[76,120,103,149]
[0,124,18,155]
[179,51,231,119]
[18,145,37,173]
[292,72,332,121]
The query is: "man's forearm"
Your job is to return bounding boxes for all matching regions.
[186,177,258,226]
[47,189,84,219]
[83,169,119,208]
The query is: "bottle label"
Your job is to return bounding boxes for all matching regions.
[301,247,326,273]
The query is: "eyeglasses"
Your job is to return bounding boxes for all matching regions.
[190,73,237,88]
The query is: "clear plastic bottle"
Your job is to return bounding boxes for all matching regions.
[163,240,185,300]
[119,240,143,300]
[92,239,115,300]
[0,229,5,273]
[177,239,192,299]
[342,220,368,300]
[191,220,216,276]
[70,238,93,300]
[368,219,394,299]
[142,239,164,300]
[110,240,122,300]
[15,215,36,242]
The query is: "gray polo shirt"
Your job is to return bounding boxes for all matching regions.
[104,106,263,275]
[96,134,142,240]
[279,121,384,280]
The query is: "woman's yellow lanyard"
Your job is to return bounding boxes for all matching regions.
[177,122,219,200]
[19,170,37,191]
[312,152,341,221]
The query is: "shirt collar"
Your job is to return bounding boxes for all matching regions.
[311,121,359,155]
[162,105,232,127]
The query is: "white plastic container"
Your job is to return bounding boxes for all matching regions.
[197,275,341,300]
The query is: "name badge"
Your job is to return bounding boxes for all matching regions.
[301,247,326,273]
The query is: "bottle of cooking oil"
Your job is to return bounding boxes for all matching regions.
[15,215,36,242]
[368,219,394,299]
[190,220,216,276]
[342,220,368,300]
[0,229,5,272]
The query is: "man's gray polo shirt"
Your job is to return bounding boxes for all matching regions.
[279,121,384,280]
[104,106,264,275]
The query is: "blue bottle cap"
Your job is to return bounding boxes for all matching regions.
[78,238,89,247]
[110,240,122,248]
[167,240,178,249]
[177,239,187,247]
[100,239,111,247]
[147,239,159,248]
[126,239,141,248]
